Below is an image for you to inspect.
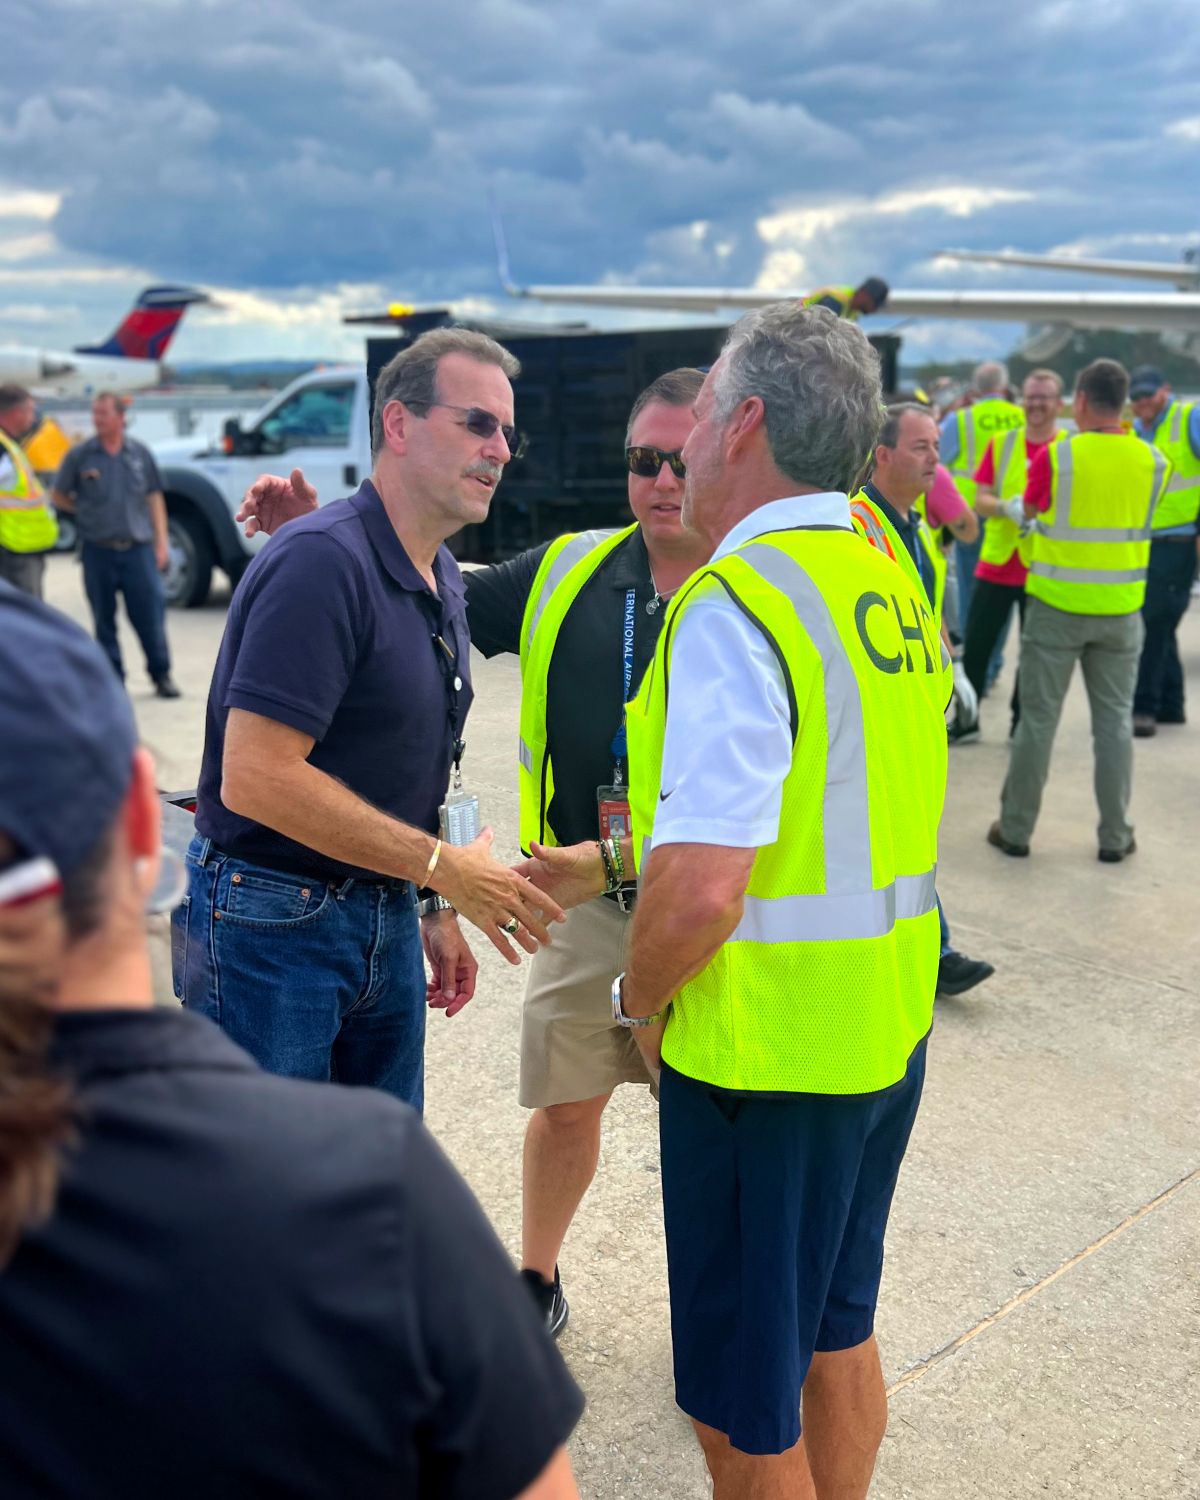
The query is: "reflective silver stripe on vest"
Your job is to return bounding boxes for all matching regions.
[518,736,533,773]
[1165,474,1199,492]
[1036,524,1151,542]
[852,504,889,551]
[997,428,1021,490]
[1045,439,1166,541]
[1028,562,1147,585]
[1147,445,1170,521]
[524,529,618,650]
[1168,403,1182,445]
[732,869,938,944]
[738,543,872,897]
[958,410,976,477]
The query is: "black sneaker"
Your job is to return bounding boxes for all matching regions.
[154,676,182,699]
[520,1266,569,1340]
[1098,838,1136,864]
[947,718,980,745]
[937,950,995,998]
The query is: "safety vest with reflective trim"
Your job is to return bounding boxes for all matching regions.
[0,429,58,554]
[978,426,1069,570]
[1143,400,1200,532]
[946,399,1024,507]
[516,524,635,852]
[1027,434,1170,615]
[802,286,855,319]
[625,526,951,1095]
[850,490,945,625]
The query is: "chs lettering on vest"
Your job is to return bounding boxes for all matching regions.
[854,591,937,675]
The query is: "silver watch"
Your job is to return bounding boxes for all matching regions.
[418,894,454,917]
[611,972,660,1028]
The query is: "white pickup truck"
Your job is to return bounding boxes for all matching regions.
[152,365,371,607]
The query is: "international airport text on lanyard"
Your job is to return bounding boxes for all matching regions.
[428,613,481,846]
[596,586,638,852]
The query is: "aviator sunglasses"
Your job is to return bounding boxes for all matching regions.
[411,401,528,460]
[625,446,686,479]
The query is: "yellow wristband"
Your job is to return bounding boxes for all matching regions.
[423,838,442,886]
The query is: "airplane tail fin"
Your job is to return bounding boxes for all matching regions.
[75,285,210,361]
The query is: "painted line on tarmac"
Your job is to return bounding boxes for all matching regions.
[887,1164,1200,1398]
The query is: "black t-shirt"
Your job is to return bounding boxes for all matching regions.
[0,1009,583,1500]
[466,527,666,847]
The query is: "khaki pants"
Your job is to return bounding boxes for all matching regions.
[1000,597,1144,852]
[519,895,654,1108]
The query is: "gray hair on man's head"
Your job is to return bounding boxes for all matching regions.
[973,360,1008,394]
[371,326,521,460]
[710,303,884,493]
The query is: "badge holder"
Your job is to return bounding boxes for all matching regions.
[440,756,480,847]
[597,773,634,911]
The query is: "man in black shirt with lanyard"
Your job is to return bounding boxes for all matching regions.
[240,368,709,1334]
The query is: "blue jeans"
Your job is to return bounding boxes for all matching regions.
[81,541,171,682]
[173,836,427,1109]
[937,893,951,958]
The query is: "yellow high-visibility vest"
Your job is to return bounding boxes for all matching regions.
[851,490,945,625]
[516,525,637,852]
[625,525,951,1095]
[1027,434,1170,615]
[1142,400,1199,533]
[946,398,1024,507]
[978,427,1068,570]
[0,430,58,555]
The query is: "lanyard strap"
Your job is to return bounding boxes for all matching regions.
[608,588,638,777]
[427,617,466,787]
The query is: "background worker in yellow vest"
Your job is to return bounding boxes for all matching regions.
[1128,365,1200,736]
[521,305,950,1500]
[967,369,1069,736]
[989,359,1171,864]
[939,362,1025,647]
[237,369,712,1341]
[850,405,993,1002]
[0,385,59,599]
[803,275,889,320]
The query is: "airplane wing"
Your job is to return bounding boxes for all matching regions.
[937,248,1199,288]
[512,283,1200,335]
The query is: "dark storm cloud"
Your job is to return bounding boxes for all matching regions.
[1,0,1198,308]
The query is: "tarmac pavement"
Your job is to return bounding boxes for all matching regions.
[44,555,1200,1498]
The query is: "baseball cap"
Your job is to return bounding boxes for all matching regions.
[1128,366,1166,399]
[0,583,137,877]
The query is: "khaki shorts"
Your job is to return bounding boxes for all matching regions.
[519,895,656,1109]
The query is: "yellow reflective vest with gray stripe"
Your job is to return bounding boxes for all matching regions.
[1142,400,1200,534]
[946,398,1024,507]
[625,526,951,1095]
[517,524,636,851]
[978,426,1068,570]
[850,489,945,626]
[1027,434,1170,615]
[0,429,58,555]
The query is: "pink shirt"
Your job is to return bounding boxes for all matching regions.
[923,464,970,528]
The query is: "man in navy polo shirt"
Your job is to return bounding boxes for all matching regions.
[176,328,563,1108]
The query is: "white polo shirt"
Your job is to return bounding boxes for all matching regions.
[651,493,852,852]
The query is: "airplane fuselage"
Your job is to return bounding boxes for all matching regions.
[0,346,161,397]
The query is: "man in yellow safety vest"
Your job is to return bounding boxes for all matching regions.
[0,385,59,598]
[988,359,1171,863]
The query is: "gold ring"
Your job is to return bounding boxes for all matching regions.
[501,916,521,935]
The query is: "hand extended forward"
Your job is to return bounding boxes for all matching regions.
[434,830,566,964]
[236,467,319,538]
[511,840,608,912]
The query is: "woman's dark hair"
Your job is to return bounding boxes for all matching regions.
[0,824,114,1264]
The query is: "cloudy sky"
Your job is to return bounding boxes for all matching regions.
[2,0,1198,365]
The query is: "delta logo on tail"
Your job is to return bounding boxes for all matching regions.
[76,285,210,361]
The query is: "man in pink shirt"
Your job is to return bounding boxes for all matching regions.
[962,370,1067,734]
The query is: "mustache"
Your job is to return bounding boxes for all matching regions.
[465,460,503,483]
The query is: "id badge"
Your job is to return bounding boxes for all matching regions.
[440,788,481,846]
[596,784,632,842]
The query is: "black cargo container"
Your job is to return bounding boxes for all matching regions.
[367,312,900,560]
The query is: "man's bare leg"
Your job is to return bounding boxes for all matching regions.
[693,1420,816,1500]
[800,1336,888,1500]
[522,1092,612,1279]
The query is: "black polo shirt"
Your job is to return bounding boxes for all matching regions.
[0,1008,583,1499]
[196,481,472,882]
[466,526,665,847]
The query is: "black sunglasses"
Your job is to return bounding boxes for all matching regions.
[625,446,686,479]
[412,401,528,460]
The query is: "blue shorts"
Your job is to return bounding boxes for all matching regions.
[659,1037,927,1456]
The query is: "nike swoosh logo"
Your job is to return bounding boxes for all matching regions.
[659,788,674,802]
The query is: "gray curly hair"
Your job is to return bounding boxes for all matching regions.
[710,303,884,493]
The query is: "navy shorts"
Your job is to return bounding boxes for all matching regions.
[659,1037,927,1456]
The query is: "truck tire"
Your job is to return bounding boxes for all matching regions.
[164,503,215,608]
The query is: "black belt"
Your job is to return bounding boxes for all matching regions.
[194,836,411,892]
